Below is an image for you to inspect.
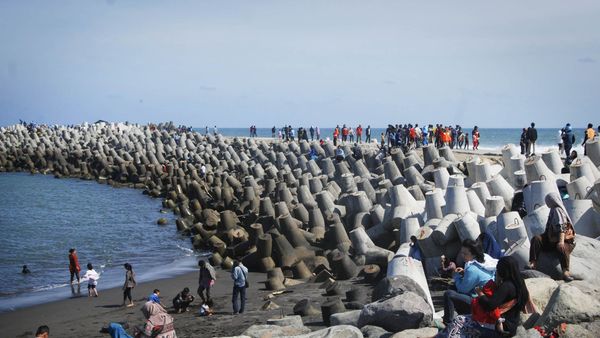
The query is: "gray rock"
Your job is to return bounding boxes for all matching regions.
[330,309,362,326]
[389,327,439,338]
[514,326,544,338]
[536,236,600,281]
[371,275,428,303]
[534,283,600,330]
[291,325,364,338]
[360,325,392,338]
[358,291,433,332]
[266,315,304,328]
[521,269,551,279]
[524,277,558,312]
[242,324,311,338]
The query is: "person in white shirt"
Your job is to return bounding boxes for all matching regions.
[83,263,100,297]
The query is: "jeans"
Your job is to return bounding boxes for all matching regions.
[443,290,473,323]
[232,285,246,314]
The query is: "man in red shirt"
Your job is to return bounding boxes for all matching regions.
[69,248,81,284]
[342,125,348,143]
[356,125,363,143]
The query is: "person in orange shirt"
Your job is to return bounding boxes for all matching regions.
[356,125,363,143]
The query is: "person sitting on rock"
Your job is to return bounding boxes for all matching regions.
[439,255,456,278]
[442,239,496,325]
[335,146,345,162]
[440,256,533,338]
[529,192,576,282]
[477,232,503,260]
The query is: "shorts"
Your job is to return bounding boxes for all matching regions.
[88,284,96,289]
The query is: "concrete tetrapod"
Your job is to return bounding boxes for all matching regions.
[386,244,435,314]
[349,226,394,266]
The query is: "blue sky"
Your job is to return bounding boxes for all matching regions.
[1,1,599,128]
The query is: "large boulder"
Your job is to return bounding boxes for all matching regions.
[266,315,304,328]
[561,321,600,338]
[291,325,364,338]
[330,310,362,326]
[534,283,600,330]
[358,291,433,332]
[371,275,428,303]
[535,236,600,281]
[524,278,559,312]
[389,327,439,338]
[242,324,311,338]
[360,325,392,338]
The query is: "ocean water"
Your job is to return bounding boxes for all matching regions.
[196,127,588,154]
[0,173,200,312]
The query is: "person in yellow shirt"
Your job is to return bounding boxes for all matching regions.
[582,123,596,155]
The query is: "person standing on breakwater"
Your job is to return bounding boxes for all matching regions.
[68,248,81,284]
[83,263,99,297]
[519,128,528,155]
[582,123,596,155]
[198,260,216,305]
[231,260,248,314]
[122,263,136,307]
[562,124,575,158]
[526,122,537,156]
[315,126,321,140]
[365,125,371,143]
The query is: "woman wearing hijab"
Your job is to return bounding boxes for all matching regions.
[529,193,576,281]
[134,301,177,338]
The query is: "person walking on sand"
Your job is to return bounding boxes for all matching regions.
[83,263,99,297]
[231,260,248,315]
[198,260,216,305]
[472,126,480,150]
[122,263,136,307]
[68,248,81,284]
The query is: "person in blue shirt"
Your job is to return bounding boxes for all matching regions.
[442,239,496,324]
[231,261,248,314]
[148,289,161,304]
[408,236,422,262]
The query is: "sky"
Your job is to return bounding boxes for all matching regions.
[1,0,599,128]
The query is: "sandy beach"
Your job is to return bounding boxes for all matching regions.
[0,269,312,338]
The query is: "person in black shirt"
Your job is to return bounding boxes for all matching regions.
[526,122,538,156]
[474,256,530,337]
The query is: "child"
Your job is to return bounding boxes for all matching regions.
[148,289,161,304]
[472,280,509,334]
[83,263,99,297]
[464,133,470,149]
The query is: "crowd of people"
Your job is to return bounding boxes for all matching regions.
[408,188,577,337]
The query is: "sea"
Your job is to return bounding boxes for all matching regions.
[0,126,588,312]
[196,127,588,154]
[0,173,200,312]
